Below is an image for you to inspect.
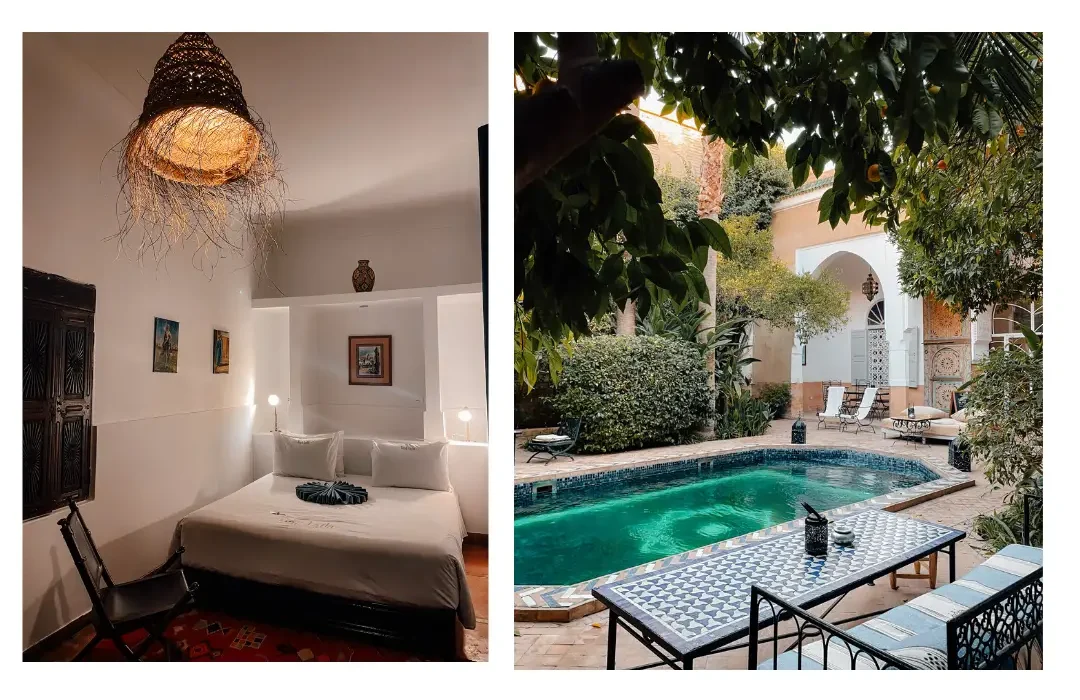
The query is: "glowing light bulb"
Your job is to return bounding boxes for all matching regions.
[457,408,473,423]
[268,394,280,407]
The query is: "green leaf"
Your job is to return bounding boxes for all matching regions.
[818,188,836,224]
[792,160,810,188]
[660,102,676,117]
[597,253,625,285]
[604,114,643,142]
[626,139,655,177]
[699,218,732,258]
[686,265,708,300]
[877,52,899,91]
[635,121,657,145]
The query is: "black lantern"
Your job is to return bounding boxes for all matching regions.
[804,514,829,555]
[949,438,971,472]
[861,274,879,301]
[791,414,806,444]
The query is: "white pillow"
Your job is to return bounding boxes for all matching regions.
[533,434,571,443]
[370,439,451,492]
[281,430,344,476]
[907,405,949,420]
[952,408,967,423]
[273,432,339,481]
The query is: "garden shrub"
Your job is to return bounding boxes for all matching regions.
[715,390,772,440]
[755,382,792,419]
[967,334,1043,552]
[549,335,711,453]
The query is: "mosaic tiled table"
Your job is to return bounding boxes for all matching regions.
[592,509,965,669]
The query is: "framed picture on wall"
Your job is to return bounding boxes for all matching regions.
[213,329,230,374]
[153,317,179,373]
[348,335,392,386]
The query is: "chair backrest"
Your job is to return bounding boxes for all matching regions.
[823,386,845,416]
[559,417,582,442]
[58,500,114,620]
[856,387,878,419]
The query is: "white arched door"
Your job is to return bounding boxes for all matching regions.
[866,300,889,386]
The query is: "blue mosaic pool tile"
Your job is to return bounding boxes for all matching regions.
[514,447,940,508]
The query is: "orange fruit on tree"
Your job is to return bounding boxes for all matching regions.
[936,160,947,171]
[1016,124,1026,137]
[867,164,881,182]
[928,84,941,95]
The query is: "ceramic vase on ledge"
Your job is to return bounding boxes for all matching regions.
[352,260,375,292]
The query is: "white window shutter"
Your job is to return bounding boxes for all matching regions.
[904,327,919,388]
[851,330,867,382]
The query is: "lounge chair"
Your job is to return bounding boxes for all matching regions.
[840,386,878,434]
[524,417,581,463]
[817,386,845,430]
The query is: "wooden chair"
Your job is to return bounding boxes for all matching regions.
[890,553,938,590]
[59,499,197,661]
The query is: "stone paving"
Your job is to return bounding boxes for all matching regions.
[514,419,1009,669]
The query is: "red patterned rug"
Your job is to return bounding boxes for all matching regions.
[84,609,432,662]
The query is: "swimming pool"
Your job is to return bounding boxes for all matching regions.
[514,450,938,586]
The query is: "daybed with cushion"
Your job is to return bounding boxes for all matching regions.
[882,406,968,442]
[750,543,1043,669]
[179,433,475,659]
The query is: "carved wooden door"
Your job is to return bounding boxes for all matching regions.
[922,295,970,412]
[23,269,95,520]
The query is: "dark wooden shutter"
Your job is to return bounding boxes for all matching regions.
[23,268,95,520]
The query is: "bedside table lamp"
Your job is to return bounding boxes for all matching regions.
[268,394,280,432]
[457,407,473,442]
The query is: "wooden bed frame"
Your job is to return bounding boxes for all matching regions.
[183,567,463,661]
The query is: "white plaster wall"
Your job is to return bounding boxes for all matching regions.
[793,233,923,388]
[22,35,255,648]
[304,300,426,439]
[438,294,488,441]
[801,255,875,383]
[253,308,290,433]
[253,194,483,299]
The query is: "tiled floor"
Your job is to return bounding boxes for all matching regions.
[514,420,1009,669]
[38,543,489,662]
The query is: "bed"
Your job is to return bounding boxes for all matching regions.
[178,471,474,659]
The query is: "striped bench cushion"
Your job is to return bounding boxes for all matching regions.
[760,544,1042,670]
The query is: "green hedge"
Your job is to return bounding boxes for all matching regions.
[549,335,711,453]
[756,381,792,419]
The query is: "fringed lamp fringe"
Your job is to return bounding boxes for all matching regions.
[111,32,286,281]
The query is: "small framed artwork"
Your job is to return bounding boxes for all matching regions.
[153,317,179,373]
[348,335,392,386]
[213,329,230,374]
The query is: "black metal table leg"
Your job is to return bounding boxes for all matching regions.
[607,609,618,670]
[949,542,956,582]
[683,655,694,669]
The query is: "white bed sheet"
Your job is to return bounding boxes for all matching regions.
[179,473,475,628]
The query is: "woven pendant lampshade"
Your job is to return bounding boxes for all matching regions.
[116,33,283,274]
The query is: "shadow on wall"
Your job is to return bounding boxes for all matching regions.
[255,190,483,299]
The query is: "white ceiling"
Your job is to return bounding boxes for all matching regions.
[49,32,488,216]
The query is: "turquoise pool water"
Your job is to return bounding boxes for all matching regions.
[514,459,929,586]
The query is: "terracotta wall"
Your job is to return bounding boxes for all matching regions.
[791,381,925,416]
[752,321,795,387]
[771,198,884,269]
